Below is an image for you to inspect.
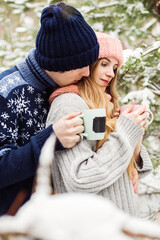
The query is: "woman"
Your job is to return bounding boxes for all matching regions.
[46,32,153,216]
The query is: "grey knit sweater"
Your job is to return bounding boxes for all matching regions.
[46,93,153,216]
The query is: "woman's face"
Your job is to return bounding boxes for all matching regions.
[93,57,118,92]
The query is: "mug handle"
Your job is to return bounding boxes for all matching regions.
[145,110,154,127]
[76,114,88,138]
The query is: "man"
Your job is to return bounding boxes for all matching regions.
[0,2,99,215]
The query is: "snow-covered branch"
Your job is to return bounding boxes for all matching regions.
[142,41,160,57]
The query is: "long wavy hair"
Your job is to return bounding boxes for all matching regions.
[78,59,135,179]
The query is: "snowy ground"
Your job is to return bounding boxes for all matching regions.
[138,165,160,220]
[0,135,159,240]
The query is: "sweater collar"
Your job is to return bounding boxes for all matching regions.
[16,49,58,90]
[49,85,79,104]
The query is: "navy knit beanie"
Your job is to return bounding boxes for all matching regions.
[35,2,99,71]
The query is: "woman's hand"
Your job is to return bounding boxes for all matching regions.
[120,102,148,129]
[53,112,84,148]
[113,108,120,118]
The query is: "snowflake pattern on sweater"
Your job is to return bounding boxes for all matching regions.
[0,71,26,98]
[0,71,50,147]
[0,49,60,216]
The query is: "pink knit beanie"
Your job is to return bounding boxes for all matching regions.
[96,32,123,68]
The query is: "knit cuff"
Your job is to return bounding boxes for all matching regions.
[34,124,64,151]
[34,125,53,149]
[135,145,153,179]
[55,138,65,151]
[116,115,144,148]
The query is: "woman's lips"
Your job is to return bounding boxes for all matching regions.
[101,79,109,84]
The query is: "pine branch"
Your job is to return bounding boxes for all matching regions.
[149,82,160,96]
[99,2,119,8]
[120,42,160,80]
[142,42,160,56]
[141,18,158,31]
[118,69,130,81]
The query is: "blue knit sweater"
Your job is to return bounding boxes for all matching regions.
[0,49,63,215]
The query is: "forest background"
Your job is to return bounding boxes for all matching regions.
[0,0,160,218]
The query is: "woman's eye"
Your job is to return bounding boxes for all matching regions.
[101,62,107,67]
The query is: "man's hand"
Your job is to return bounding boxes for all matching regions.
[53,112,84,148]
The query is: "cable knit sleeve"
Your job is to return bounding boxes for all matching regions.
[135,145,153,179]
[46,93,144,193]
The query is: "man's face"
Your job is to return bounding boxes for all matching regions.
[45,66,90,87]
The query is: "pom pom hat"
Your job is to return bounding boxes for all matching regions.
[96,32,123,68]
[35,2,99,72]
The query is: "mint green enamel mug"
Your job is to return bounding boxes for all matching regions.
[78,108,106,140]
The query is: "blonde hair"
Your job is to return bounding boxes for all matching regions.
[78,59,135,179]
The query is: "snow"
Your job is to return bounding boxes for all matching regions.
[157,63,160,71]
[92,22,104,32]
[16,27,27,33]
[123,48,143,64]
[138,166,160,220]
[121,88,155,109]
[1,192,160,240]
[146,136,160,152]
[0,134,160,240]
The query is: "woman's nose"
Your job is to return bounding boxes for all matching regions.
[106,67,115,78]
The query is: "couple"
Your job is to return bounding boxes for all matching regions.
[0,3,152,216]
[46,32,153,216]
